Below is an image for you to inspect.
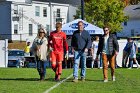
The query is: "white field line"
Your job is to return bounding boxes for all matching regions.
[44,74,73,93]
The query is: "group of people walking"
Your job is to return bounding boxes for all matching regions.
[30,20,139,83]
[122,37,140,69]
[71,23,119,83]
[31,23,68,81]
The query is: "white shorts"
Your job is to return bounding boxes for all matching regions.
[129,54,136,58]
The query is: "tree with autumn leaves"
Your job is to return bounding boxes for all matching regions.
[75,0,128,33]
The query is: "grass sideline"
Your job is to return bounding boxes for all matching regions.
[0,68,140,93]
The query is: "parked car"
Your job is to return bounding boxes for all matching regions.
[24,56,36,68]
[8,49,25,68]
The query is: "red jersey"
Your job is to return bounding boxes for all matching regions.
[49,31,68,53]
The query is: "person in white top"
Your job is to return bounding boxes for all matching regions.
[91,36,102,68]
[127,38,140,69]
[32,28,49,81]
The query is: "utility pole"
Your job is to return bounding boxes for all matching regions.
[49,0,52,35]
[81,0,84,20]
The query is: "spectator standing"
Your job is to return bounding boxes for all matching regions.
[91,36,102,69]
[48,22,68,81]
[127,38,140,69]
[32,28,48,81]
[24,41,31,56]
[95,26,119,82]
[71,21,91,82]
[122,38,132,68]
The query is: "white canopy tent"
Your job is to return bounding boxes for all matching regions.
[62,19,104,35]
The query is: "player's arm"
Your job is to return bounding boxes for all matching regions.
[48,32,53,51]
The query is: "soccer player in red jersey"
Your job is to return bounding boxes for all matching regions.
[49,22,68,81]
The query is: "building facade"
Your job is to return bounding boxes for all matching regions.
[0,0,80,41]
[117,4,140,37]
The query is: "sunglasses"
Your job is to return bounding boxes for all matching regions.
[104,30,109,31]
[39,32,45,33]
[56,27,61,28]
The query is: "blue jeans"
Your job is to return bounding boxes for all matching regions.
[73,51,87,79]
[129,60,133,68]
[36,56,47,77]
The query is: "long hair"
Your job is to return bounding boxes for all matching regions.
[37,28,46,38]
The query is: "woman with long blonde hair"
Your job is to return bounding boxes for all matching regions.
[32,28,48,81]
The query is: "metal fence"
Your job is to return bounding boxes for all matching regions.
[0,33,38,42]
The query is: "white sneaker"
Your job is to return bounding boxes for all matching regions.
[128,67,132,69]
[99,67,103,69]
[104,79,108,82]
[112,76,115,81]
[137,66,140,69]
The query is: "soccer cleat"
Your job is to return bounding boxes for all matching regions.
[54,74,60,82]
[55,78,60,82]
[55,75,58,80]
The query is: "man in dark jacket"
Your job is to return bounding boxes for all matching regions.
[96,26,119,82]
[71,21,91,82]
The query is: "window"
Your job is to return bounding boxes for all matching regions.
[37,25,41,30]
[35,6,40,16]
[124,21,127,26]
[14,5,18,14]
[12,17,19,21]
[25,0,32,4]
[43,7,47,17]
[57,9,60,17]
[29,24,33,36]
[46,24,50,32]
[131,29,134,36]
[14,24,18,34]
[8,50,24,56]
[56,18,63,23]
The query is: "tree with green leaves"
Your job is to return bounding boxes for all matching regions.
[74,0,128,33]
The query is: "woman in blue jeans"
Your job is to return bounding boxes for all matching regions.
[32,28,49,81]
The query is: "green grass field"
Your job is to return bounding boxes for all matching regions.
[0,68,140,93]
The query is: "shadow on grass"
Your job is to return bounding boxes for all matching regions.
[0,78,39,81]
[85,79,103,82]
[47,78,69,82]
[0,77,68,82]
[65,78,103,82]
[0,77,103,82]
